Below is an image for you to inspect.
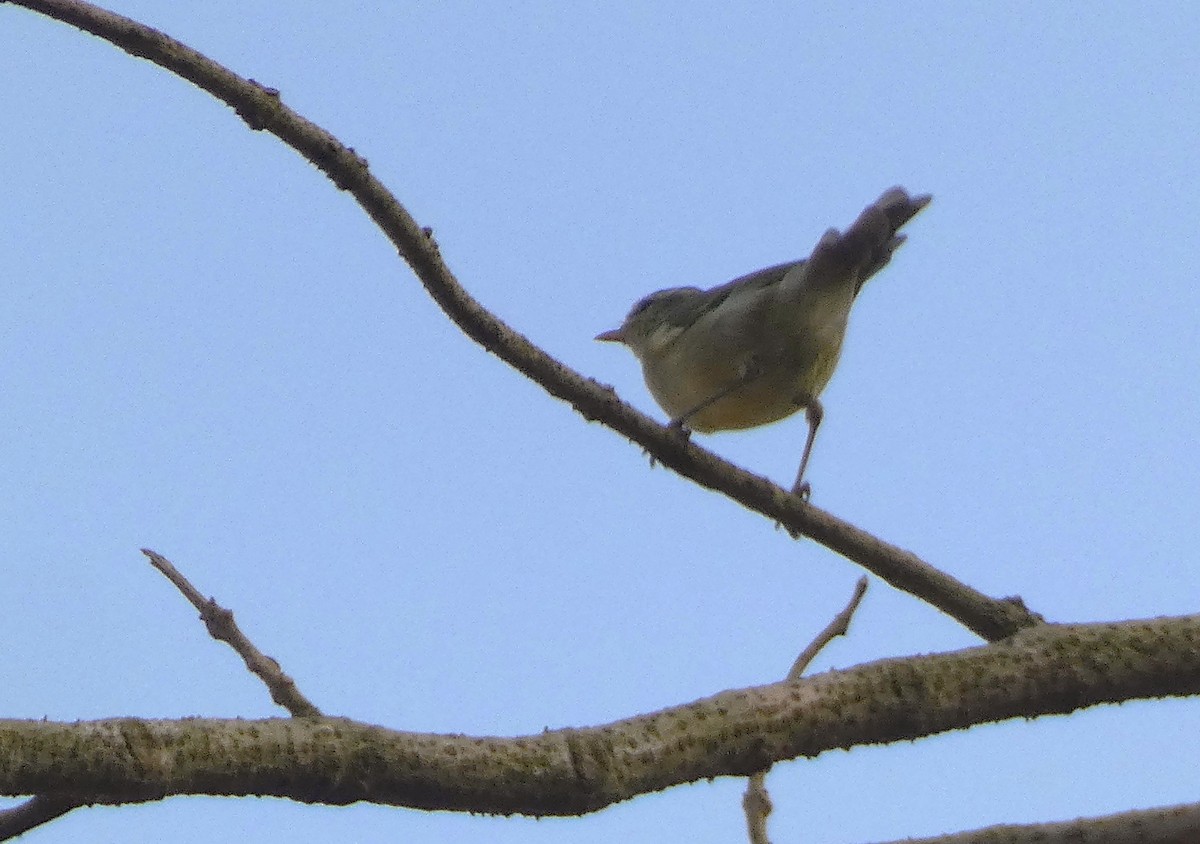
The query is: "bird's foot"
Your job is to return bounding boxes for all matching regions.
[666,418,693,441]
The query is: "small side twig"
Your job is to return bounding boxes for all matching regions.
[785,576,869,682]
[0,549,324,840]
[142,549,322,718]
[743,577,869,844]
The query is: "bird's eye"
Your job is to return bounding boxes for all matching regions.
[627,287,693,321]
[628,296,657,319]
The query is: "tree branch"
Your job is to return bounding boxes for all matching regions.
[876,800,1200,844]
[744,577,869,844]
[0,550,329,840]
[2,613,1197,816]
[142,549,322,718]
[785,575,869,681]
[3,0,1039,643]
[0,795,76,841]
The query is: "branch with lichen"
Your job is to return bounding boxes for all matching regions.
[2,613,1198,816]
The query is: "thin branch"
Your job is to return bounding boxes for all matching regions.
[0,550,327,841]
[786,576,869,681]
[874,800,1200,844]
[743,779,772,844]
[745,577,869,844]
[0,795,76,841]
[142,549,322,718]
[2,613,1198,816]
[5,0,1039,643]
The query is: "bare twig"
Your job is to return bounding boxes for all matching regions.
[4,0,1041,643]
[786,576,869,681]
[744,577,869,844]
[142,549,322,718]
[0,546,328,840]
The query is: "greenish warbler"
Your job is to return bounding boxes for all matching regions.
[596,186,930,496]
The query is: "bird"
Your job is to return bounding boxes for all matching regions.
[596,186,931,496]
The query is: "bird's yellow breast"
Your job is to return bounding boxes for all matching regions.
[642,334,844,432]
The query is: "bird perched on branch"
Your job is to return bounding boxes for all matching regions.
[596,186,931,496]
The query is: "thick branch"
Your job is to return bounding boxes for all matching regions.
[4,0,1038,642]
[2,614,1198,816]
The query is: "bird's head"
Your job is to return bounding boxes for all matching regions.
[596,287,705,359]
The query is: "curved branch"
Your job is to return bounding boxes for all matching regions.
[2,614,1198,816]
[5,0,1038,642]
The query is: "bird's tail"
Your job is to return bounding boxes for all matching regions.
[789,187,932,298]
[854,187,932,291]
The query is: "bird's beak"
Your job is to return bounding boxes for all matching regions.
[594,327,625,343]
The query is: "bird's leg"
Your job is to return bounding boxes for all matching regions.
[668,382,740,435]
[791,399,824,498]
[669,359,764,433]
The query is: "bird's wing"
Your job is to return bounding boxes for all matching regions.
[701,260,804,307]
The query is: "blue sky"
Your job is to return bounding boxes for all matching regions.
[3,3,1199,842]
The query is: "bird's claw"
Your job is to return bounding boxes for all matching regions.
[667,419,693,441]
